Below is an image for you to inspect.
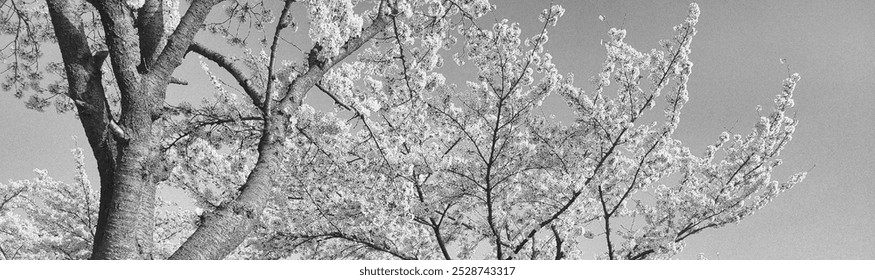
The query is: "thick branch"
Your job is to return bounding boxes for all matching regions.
[278,13,389,110]
[93,0,142,105]
[150,0,223,81]
[137,0,165,69]
[46,0,122,259]
[171,13,390,260]
[189,42,264,109]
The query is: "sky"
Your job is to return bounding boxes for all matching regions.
[2,0,874,259]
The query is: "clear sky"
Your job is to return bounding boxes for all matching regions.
[2,0,873,259]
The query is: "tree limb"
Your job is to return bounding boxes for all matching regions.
[171,10,391,260]
[188,42,264,109]
[150,0,224,81]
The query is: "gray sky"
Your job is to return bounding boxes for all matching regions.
[2,0,873,259]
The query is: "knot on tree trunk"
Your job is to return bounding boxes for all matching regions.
[231,202,257,220]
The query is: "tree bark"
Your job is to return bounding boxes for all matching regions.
[47,0,122,258]
[87,0,157,259]
[47,0,221,259]
[137,0,165,70]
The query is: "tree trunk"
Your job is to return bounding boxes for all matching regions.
[45,0,139,259]
[47,0,221,259]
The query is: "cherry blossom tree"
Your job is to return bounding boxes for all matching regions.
[1,0,804,260]
[2,0,491,259]
[0,147,193,259]
[0,149,99,260]
[238,2,806,260]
